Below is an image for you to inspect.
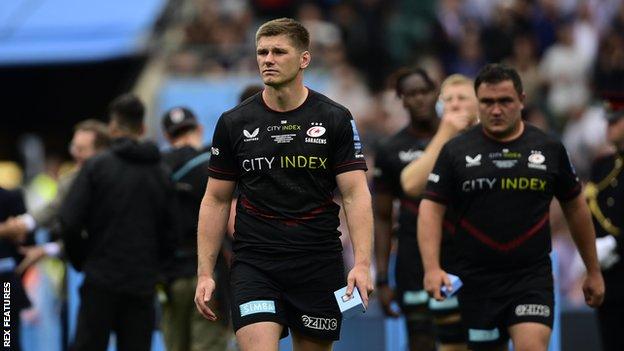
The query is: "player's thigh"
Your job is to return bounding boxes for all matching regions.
[283,253,344,342]
[236,321,283,351]
[230,261,288,339]
[508,322,550,351]
[506,288,553,351]
[458,294,508,351]
[291,330,334,351]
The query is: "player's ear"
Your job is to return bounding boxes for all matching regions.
[300,50,311,69]
[519,91,526,110]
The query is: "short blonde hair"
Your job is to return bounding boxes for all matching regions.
[440,74,473,93]
[255,18,310,51]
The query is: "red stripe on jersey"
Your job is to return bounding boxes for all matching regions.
[240,196,333,227]
[423,190,448,204]
[335,160,366,170]
[560,183,582,202]
[459,213,549,251]
[207,166,237,176]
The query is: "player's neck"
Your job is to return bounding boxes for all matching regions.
[409,115,439,137]
[483,120,525,143]
[263,82,308,112]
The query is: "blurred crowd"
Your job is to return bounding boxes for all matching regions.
[153,0,624,176]
[1,1,624,349]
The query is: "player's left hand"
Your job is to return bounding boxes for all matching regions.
[583,269,605,308]
[346,263,374,308]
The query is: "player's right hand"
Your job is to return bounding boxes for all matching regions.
[377,284,400,317]
[195,274,218,321]
[424,268,451,301]
[441,109,477,135]
[583,269,605,308]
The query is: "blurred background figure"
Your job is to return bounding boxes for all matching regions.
[160,106,232,351]
[0,185,32,351]
[0,120,110,274]
[584,97,624,351]
[57,94,176,351]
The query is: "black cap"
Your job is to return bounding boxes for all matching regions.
[162,107,198,136]
[603,94,624,123]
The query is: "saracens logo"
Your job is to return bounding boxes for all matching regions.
[305,122,327,144]
[528,151,547,170]
[301,315,338,331]
[306,126,326,137]
[243,128,260,142]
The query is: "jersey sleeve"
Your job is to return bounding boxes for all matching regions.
[554,142,581,202]
[332,110,368,175]
[422,143,455,205]
[207,114,238,181]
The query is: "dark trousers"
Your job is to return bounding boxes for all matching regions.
[71,282,155,351]
[597,297,624,351]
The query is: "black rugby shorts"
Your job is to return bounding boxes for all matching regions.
[230,252,345,340]
[459,287,554,349]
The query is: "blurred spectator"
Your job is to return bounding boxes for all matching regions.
[1,120,110,274]
[573,1,599,68]
[539,16,591,121]
[0,161,23,190]
[160,107,232,351]
[0,187,32,351]
[505,34,541,104]
[532,0,562,55]
[58,94,176,351]
[593,30,624,94]
[561,103,609,180]
[298,2,341,48]
[480,1,517,63]
[521,105,551,133]
[325,64,375,127]
[447,28,484,78]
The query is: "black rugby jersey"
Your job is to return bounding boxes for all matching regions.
[374,127,458,272]
[208,90,367,255]
[374,127,429,240]
[424,124,581,295]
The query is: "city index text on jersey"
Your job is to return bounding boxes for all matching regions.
[462,177,547,192]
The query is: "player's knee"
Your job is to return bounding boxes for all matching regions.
[291,331,333,351]
[512,335,548,351]
[236,323,281,351]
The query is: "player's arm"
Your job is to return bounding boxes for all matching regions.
[195,177,236,320]
[401,110,471,197]
[418,199,450,301]
[337,170,374,307]
[373,191,399,316]
[560,194,605,307]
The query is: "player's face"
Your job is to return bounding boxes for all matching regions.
[400,74,437,122]
[256,35,310,87]
[70,130,97,166]
[477,80,525,139]
[440,83,478,117]
[606,116,624,147]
